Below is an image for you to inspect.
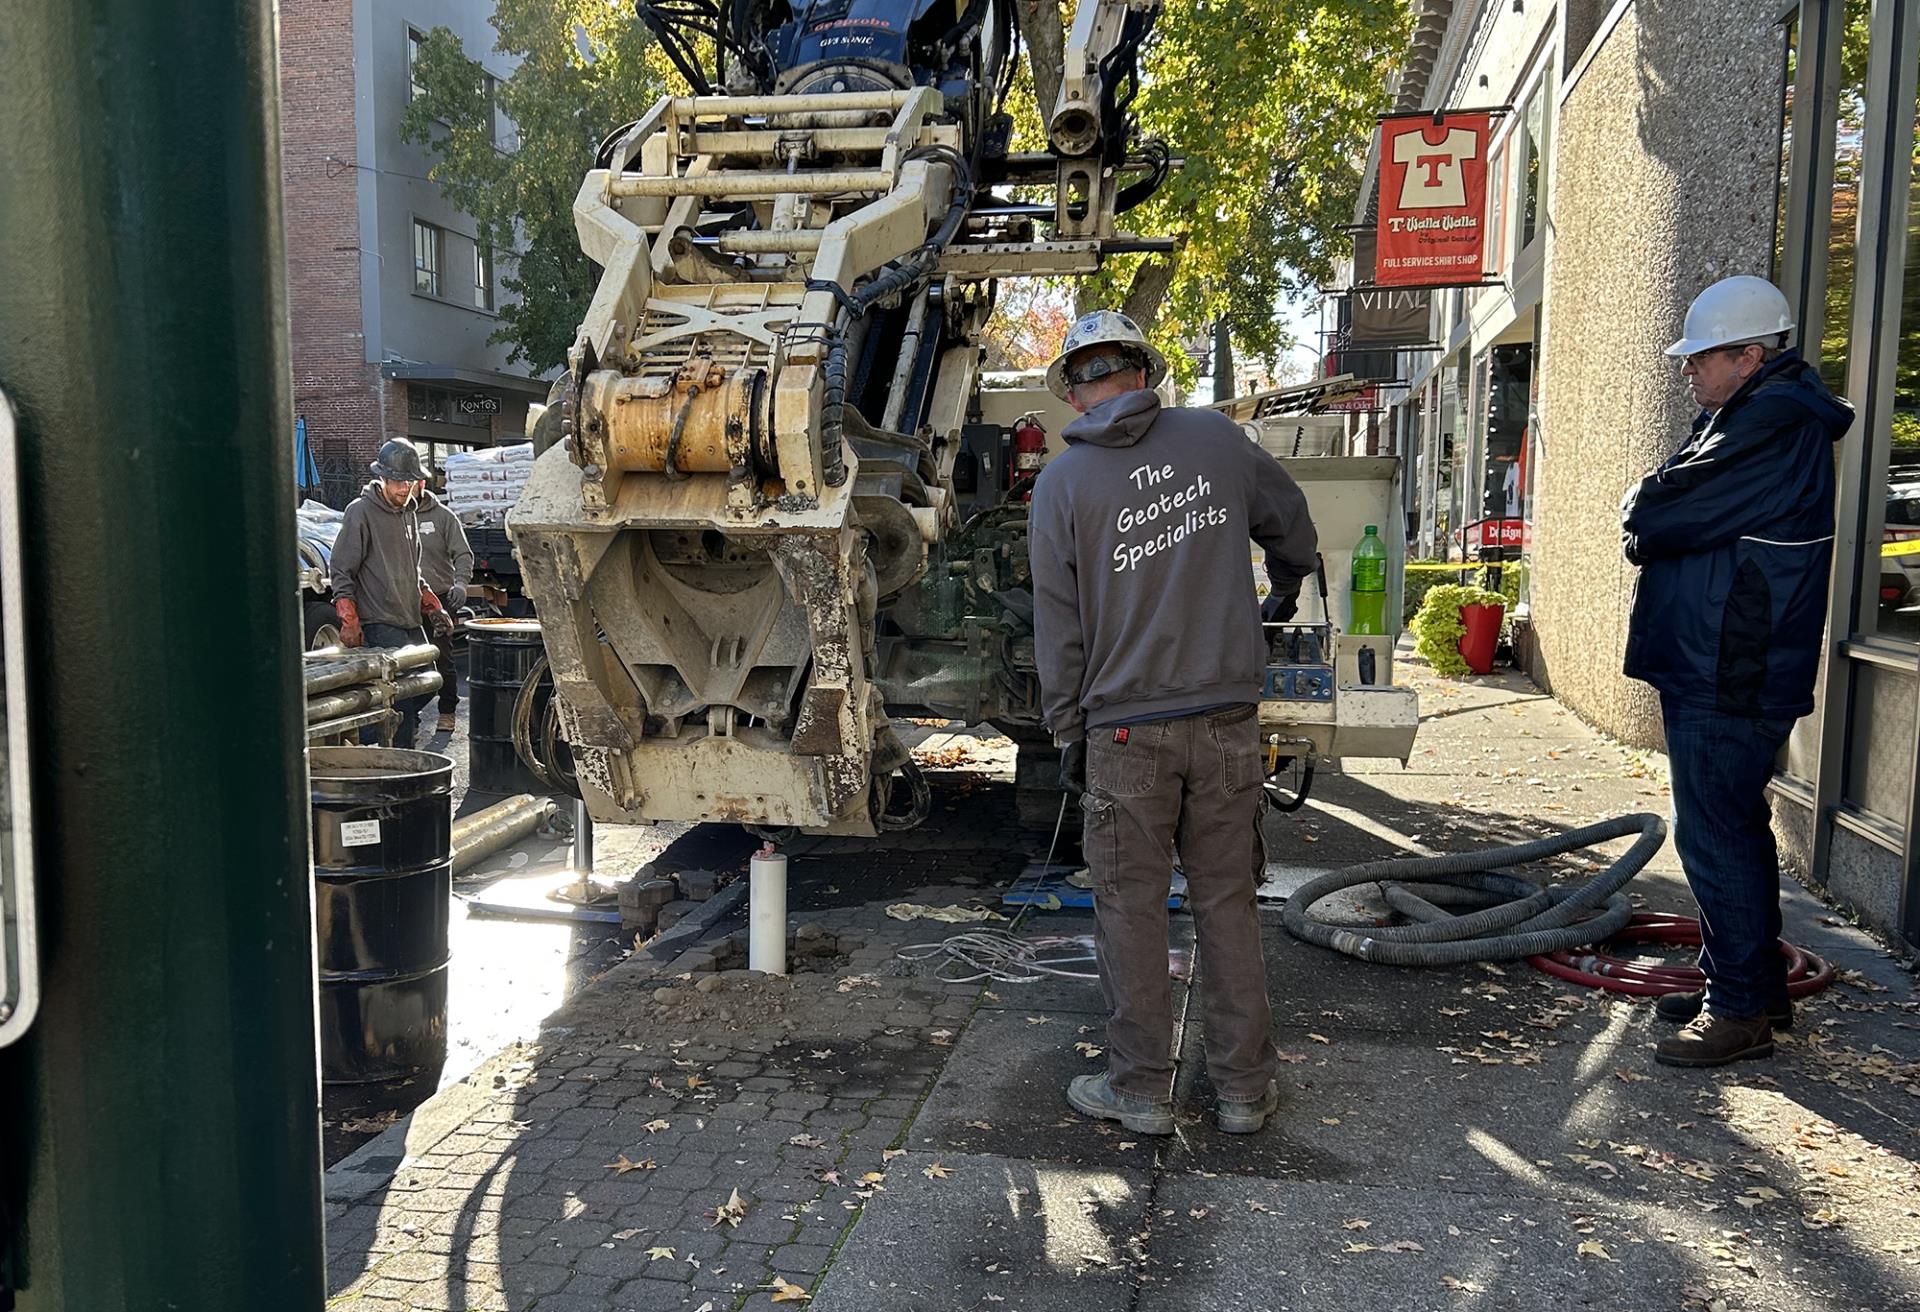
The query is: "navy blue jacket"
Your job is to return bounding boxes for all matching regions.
[1621,350,1852,719]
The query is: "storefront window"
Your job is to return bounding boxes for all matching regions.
[1519,81,1548,250]
[1818,0,1870,397]
[1771,13,1798,281]
[1860,34,1920,643]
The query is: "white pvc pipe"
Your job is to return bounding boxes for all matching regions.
[749,848,788,975]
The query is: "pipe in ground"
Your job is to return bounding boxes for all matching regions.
[451,794,556,875]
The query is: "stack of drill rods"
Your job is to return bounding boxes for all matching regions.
[303,644,441,742]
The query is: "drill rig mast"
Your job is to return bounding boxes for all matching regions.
[510,0,1170,837]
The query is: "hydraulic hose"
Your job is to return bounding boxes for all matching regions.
[1281,813,1667,966]
[1530,911,1836,998]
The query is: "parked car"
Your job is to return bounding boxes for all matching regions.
[296,500,344,649]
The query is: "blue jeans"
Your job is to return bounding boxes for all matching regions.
[1660,696,1794,1018]
[363,622,430,749]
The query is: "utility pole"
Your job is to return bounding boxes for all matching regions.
[1211,318,1236,403]
[0,2,325,1308]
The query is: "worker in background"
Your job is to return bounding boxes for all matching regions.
[1029,311,1319,1136]
[331,438,454,750]
[416,479,474,735]
[1621,275,1852,1067]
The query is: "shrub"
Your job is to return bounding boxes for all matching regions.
[1410,582,1508,677]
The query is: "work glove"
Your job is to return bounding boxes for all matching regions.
[334,597,363,648]
[421,587,455,639]
[447,582,468,609]
[1261,582,1301,625]
[1059,739,1086,796]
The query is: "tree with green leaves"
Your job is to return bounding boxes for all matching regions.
[401,3,663,373]
[405,0,1408,382]
[1014,0,1409,381]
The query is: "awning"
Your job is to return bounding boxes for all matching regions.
[379,361,551,400]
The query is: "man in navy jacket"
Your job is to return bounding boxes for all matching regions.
[1620,276,1852,1068]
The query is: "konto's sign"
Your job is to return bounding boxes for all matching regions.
[1375,112,1492,289]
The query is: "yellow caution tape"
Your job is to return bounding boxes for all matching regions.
[1883,538,1920,559]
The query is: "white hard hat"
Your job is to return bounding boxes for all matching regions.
[1045,310,1168,401]
[1665,276,1795,356]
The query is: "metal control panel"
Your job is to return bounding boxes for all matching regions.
[1261,621,1335,703]
[0,391,37,1046]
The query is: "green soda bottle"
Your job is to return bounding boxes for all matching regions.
[1350,525,1388,635]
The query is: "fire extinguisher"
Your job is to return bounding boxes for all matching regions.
[1010,412,1046,500]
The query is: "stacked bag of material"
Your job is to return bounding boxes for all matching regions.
[443,442,535,526]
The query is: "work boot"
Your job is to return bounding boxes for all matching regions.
[1216,1080,1281,1135]
[1654,1011,1774,1068]
[1655,990,1793,1029]
[1066,1072,1174,1136]
[436,710,457,734]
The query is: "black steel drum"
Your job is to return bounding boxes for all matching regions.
[309,746,452,1085]
[465,617,549,795]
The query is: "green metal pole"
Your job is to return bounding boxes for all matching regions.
[0,1,325,1308]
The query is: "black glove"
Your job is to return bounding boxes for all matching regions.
[1059,739,1086,796]
[1262,582,1301,625]
[448,582,468,609]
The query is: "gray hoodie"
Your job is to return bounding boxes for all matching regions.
[1029,390,1318,742]
[331,481,426,629]
[415,491,474,597]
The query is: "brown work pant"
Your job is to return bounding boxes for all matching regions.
[1081,705,1277,1104]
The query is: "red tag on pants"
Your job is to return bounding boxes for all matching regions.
[1113,727,1129,744]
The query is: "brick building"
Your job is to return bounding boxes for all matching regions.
[279,0,547,505]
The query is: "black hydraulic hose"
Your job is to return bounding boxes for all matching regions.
[1280,814,1667,967]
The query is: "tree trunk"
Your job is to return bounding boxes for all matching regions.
[1015,0,1065,127]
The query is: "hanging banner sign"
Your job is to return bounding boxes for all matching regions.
[1375,111,1492,288]
[1350,229,1432,345]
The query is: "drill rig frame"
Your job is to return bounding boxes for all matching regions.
[510,0,1171,837]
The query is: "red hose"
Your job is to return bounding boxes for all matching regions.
[1527,912,1835,998]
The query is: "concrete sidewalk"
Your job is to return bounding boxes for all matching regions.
[325,663,1920,1312]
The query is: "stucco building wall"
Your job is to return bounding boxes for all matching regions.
[1528,0,1787,747]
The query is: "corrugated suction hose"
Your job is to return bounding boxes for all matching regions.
[1280,813,1668,966]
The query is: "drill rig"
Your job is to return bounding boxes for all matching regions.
[510,0,1176,836]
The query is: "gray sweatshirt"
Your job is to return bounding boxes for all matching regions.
[331,481,426,629]
[1029,390,1318,742]
[416,492,474,597]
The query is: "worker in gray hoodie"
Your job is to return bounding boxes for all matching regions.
[331,438,453,748]
[1029,311,1318,1138]
[416,484,474,735]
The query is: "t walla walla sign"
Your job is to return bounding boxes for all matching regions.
[1375,111,1492,288]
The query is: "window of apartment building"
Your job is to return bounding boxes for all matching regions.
[1517,78,1549,251]
[1486,139,1509,278]
[413,219,444,297]
[408,28,427,101]
[472,242,494,311]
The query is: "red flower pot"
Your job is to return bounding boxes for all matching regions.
[1457,602,1505,675]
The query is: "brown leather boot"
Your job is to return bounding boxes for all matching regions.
[1655,1011,1774,1068]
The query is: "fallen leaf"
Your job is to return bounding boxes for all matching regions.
[769,1276,811,1303]
[1074,1041,1104,1058]
[646,1246,676,1261]
[1342,1218,1372,1230]
[818,1170,842,1185]
[1320,1117,1341,1126]
[1382,1239,1424,1253]
[858,1171,886,1186]
[930,1029,956,1046]
[612,1227,644,1240]
[882,1148,905,1162]
[1439,1007,1469,1017]
[1189,1206,1211,1220]
[1275,1050,1309,1064]
[1441,1275,1487,1293]
[644,1119,671,1133]
[787,1134,827,1150]
[1026,1016,1051,1025]
[1614,1069,1650,1084]
[686,1075,707,1089]
[1343,1241,1377,1253]
[1308,1033,1332,1045]
[709,1187,748,1228]
[1247,1200,1272,1213]
[964,1119,994,1131]
[923,1162,953,1179]
[1578,1240,1613,1261]
[808,1049,833,1059]
[604,1155,657,1175]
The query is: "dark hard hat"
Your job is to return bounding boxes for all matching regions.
[370,437,425,482]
